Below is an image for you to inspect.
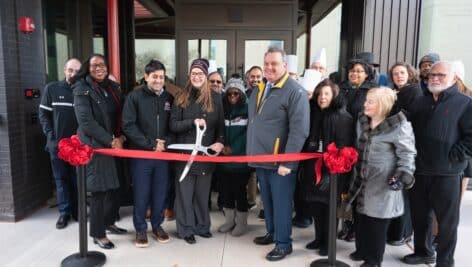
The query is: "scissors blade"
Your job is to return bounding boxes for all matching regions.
[167,144,195,151]
[179,148,198,182]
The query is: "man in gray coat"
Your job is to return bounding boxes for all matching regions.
[247,47,310,261]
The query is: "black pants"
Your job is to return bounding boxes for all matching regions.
[294,166,310,219]
[89,189,119,238]
[387,190,413,241]
[356,213,391,265]
[410,175,461,267]
[175,173,212,238]
[220,171,250,212]
[305,202,328,249]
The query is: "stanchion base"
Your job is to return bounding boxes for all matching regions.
[61,251,106,267]
[310,258,350,267]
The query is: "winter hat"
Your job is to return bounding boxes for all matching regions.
[286,55,298,74]
[300,69,322,93]
[190,58,210,76]
[224,78,246,93]
[356,52,379,67]
[208,59,217,73]
[311,48,327,67]
[418,53,440,67]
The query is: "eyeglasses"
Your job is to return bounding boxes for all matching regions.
[349,70,365,74]
[190,72,205,78]
[209,80,222,84]
[428,73,447,79]
[227,92,240,97]
[90,63,106,69]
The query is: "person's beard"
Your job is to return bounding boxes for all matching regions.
[428,77,454,94]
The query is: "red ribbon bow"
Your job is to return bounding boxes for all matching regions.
[314,143,358,184]
[58,135,94,166]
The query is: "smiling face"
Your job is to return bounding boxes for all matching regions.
[208,72,223,92]
[264,52,286,83]
[348,63,368,87]
[190,67,206,89]
[145,70,165,92]
[317,86,334,110]
[248,68,263,87]
[392,65,409,88]
[89,56,108,82]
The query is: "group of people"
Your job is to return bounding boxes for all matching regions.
[38,46,471,267]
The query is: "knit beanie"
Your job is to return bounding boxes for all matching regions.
[225,78,246,93]
[190,58,210,76]
[418,53,440,67]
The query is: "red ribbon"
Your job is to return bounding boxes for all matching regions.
[95,148,321,163]
[314,143,358,185]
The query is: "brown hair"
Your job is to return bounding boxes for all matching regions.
[457,78,472,97]
[389,62,419,87]
[175,74,214,112]
[312,78,340,102]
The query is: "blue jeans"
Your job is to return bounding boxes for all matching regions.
[130,158,169,232]
[49,151,77,217]
[256,168,296,249]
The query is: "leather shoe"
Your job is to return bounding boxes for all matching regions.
[93,238,115,249]
[56,215,70,229]
[253,233,274,245]
[305,239,322,250]
[349,251,363,261]
[184,235,196,244]
[360,262,380,267]
[106,224,128,235]
[197,232,213,238]
[402,253,436,265]
[265,245,293,261]
[319,247,328,256]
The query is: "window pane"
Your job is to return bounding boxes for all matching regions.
[244,40,284,73]
[188,39,227,80]
[135,39,176,82]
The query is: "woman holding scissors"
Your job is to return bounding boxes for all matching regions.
[169,58,225,244]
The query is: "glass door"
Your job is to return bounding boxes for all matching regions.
[177,30,235,86]
[235,30,293,78]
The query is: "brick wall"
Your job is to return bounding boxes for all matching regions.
[0,0,52,221]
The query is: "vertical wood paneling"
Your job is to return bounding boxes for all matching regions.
[361,0,420,72]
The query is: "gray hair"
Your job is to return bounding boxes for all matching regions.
[265,46,286,62]
[431,61,457,85]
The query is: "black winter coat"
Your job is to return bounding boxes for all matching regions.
[339,80,377,119]
[393,83,423,118]
[300,96,354,204]
[410,84,472,176]
[169,88,225,175]
[73,76,123,192]
[122,85,174,150]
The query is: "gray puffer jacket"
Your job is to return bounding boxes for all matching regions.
[352,111,416,219]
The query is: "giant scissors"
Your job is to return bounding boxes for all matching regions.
[167,122,219,182]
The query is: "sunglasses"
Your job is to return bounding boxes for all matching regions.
[227,92,240,97]
[209,79,222,84]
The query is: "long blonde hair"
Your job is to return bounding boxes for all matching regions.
[457,78,472,97]
[175,76,214,112]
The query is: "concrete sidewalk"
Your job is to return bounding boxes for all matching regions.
[0,192,470,267]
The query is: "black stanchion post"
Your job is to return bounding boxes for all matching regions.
[310,174,350,267]
[61,165,106,267]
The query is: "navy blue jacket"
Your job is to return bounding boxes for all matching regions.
[410,84,472,176]
[39,80,78,152]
